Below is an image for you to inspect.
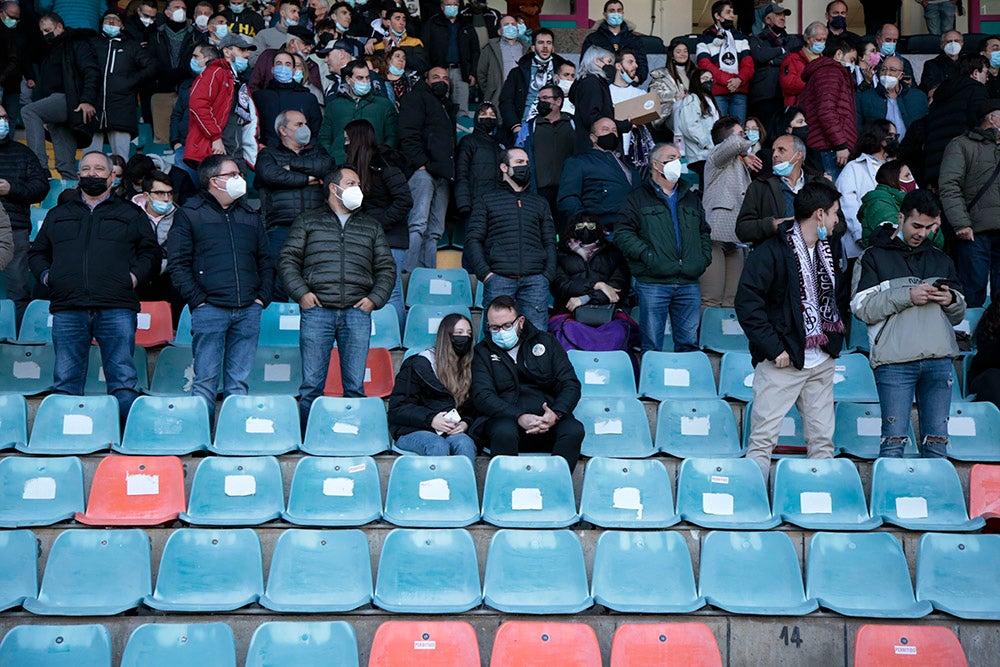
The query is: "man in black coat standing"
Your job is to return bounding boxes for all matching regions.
[421,0,479,114]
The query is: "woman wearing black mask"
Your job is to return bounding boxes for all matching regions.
[455,102,503,218]
[387,313,478,461]
[836,118,898,262]
[674,67,720,178]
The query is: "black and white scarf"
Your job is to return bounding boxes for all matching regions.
[787,223,843,348]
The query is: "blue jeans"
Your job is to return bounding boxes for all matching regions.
[404,170,449,272]
[267,225,291,303]
[924,1,956,34]
[480,273,550,332]
[714,93,746,122]
[395,430,477,463]
[954,231,1000,308]
[298,305,371,424]
[52,309,139,422]
[387,248,406,337]
[190,303,262,412]
[633,281,701,352]
[874,358,953,459]
[820,150,843,181]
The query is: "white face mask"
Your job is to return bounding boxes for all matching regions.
[139,15,155,26]
[194,14,209,27]
[557,79,573,94]
[338,185,364,210]
[879,74,899,90]
[944,41,962,57]
[660,157,682,183]
[220,174,247,199]
[170,8,186,22]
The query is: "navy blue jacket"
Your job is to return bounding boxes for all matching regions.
[557,148,639,227]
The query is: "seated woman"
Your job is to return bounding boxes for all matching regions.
[388,314,477,462]
[968,299,1000,409]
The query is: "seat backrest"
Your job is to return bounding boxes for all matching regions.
[490,622,601,667]
[676,458,777,528]
[75,455,185,526]
[258,302,301,347]
[568,349,637,397]
[323,347,395,398]
[0,299,16,342]
[482,455,578,528]
[181,456,284,525]
[248,346,303,395]
[26,395,120,454]
[135,301,174,347]
[848,314,870,352]
[246,621,359,667]
[17,299,52,343]
[832,353,879,403]
[403,305,473,350]
[870,458,983,529]
[0,530,38,611]
[717,352,754,402]
[369,306,402,350]
[853,625,967,667]
[172,305,193,346]
[406,268,473,307]
[150,528,264,607]
[283,456,382,526]
[916,533,1000,620]
[576,397,654,458]
[119,396,211,454]
[0,343,54,395]
[610,623,723,667]
[368,621,480,667]
[579,457,677,528]
[0,624,112,666]
[121,623,236,667]
[0,394,27,449]
[834,402,917,459]
[0,455,84,527]
[302,397,389,456]
[212,394,301,455]
[638,351,717,401]
[147,345,197,396]
[383,455,480,527]
[969,463,1000,519]
[947,401,1000,460]
[698,308,748,353]
[655,398,743,458]
[772,458,877,529]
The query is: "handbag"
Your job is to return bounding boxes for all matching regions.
[573,304,616,326]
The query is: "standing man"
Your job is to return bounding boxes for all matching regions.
[421,0,479,115]
[152,0,199,94]
[579,0,648,82]
[518,83,575,223]
[255,0,302,56]
[222,0,265,38]
[316,34,355,99]
[921,31,963,93]
[319,59,398,162]
[477,14,524,108]
[696,1,754,121]
[748,2,799,124]
[855,56,928,140]
[558,118,639,230]
[825,0,860,49]
[498,28,566,145]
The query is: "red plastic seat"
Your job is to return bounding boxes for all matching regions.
[75,455,186,525]
[368,621,480,666]
[854,625,967,667]
[610,623,722,667]
[324,347,395,398]
[490,622,601,667]
[135,301,174,347]
[969,463,1000,520]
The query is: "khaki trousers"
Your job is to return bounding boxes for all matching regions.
[699,241,745,308]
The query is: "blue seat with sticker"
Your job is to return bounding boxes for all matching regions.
[656,398,743,458]
[579,457,679,528]
[282,456,382,526]
[576,397,655,458]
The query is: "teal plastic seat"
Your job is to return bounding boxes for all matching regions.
[0,299,16,341]
[260,529,372,613]
[282,456,382,526]
[698,307,749,353]
[210,395,301,455]
[655,398,743,458]
[259,302,301,347]
[591,531,703,613]
[147,345,199,395]
[946,401,1000,461]
[576,397,654,458]
[121,623,236,667]
[179,456,284,526]
[638,351,717,401]
[567,350,637,397]
[144,528,264,611]
[84,347,149,395]
[0,394,26,448]
[954,307,984,348]
[772,459,881,530]
[246,622,359,667]
[676,458,779,529]
[847,314,869,352]
[0,530,38,611]
[718,352,755,402]
[24,529,151,616]
[0,456,84,527]
[373,528,483,613]
[171,305,193,346]
[383,455,480,527]
[742,401,806,456]
[302,397,389,456]
[832,353,879,403]
[117,396,211,454]
[369,306,402,349]
[0,343,55,395]
[834,403,918,459]
[916,533,1000,620]
[21,395,120,454]
[482,455,578,528]
[699,531,817,615]
[248,346,302,395]
[579,457,679,528]
[17,299,52,343]
[405,268,473,307]
[403,304,472,350]
[807,532,931,618]
[483,529,592,614]
[0,624,111,666]
[870,458,985,531]
[30,208,46,242]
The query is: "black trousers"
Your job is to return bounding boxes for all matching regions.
[485,415,584,472]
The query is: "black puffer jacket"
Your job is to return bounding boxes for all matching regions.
[398,79,458,179]
[92,33,156,137]
[361,152,413,250]
[498,52,568,135]
[254,143,336,228]
[464,183,557,282]
[420,14,480,79]
[388,351,477,439]
[550,240,631,315]
[923,76,988,185]
[0,138,50,231]
[455,128,502,213]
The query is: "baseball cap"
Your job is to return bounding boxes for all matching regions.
[218,33,258,50]
[762,2,791,17]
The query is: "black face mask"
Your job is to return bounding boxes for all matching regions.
[884,137,900,157]
[43,32,56,43]
[508,164,531,186]
[430,81,449,98]
[720,19,734,31]
[596,133,619,151]
[575,227,598,244]
[535,100,552,117]
[450,334,472,356]
[829,15,846,30]
[78,176,110,196]
[791,125,809,141]
[602,64,617,80]
[475,117,498,133]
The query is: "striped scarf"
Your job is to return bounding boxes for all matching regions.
[786,223,843,349]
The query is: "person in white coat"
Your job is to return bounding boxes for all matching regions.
[835,119,897,265]
[674,68,720,170]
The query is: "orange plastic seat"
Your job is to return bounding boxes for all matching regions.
[324,347,395,398]
[490,622,601,667]
[969,464,1000,520]
[610,623,722,667]
[368,621,480,666]
[854,625,967,667]
[75,455,186,525]
[135,301,174,347]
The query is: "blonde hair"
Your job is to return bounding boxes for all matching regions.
[433,313,473,406]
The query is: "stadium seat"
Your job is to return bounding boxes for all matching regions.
[301,396,390,456]
[116,396,211,454]
[806,532,930,618]
[135,301,174,347]
[24,529,151,616]
[832,353,879,403]
[638,351,717,401]
[676,458,780,529]
[717,352,755,402]
[121,623,236,667]
[0,456,84,527]
[30,208,45,242]
[172,305,193,345]
[403,304,472,350]
[853,625,967,667]
[870,458,985,531]
[246,622,359,667]
[969,463,1000,520]
[368,621,480,667]
[0,343,55,395]
[147,345,198,395]
[916,533,1000,620]
[20,395,120,454]
[369,306,402,349]
[0,394,26,448]
[742,401,806,456]
[247,346,302,395]
[482,455,578,528]
[179,456,284,526]
[946,401,1000,461]
[0,299,16,341]
[0,530,38,611]
[259,529,372,613]
[490,622,601,667]
[567,350,637,397]
[591,530,703,613]
[576,397,654,458]
[210,395,301,455]
[17,299,52,343]
[847,315,869,353]
[75,455,185,526]
[0,624,112,666]
[323,347,395,398]
[40,179,69,209]
[698,307,749,353]
[259,302,301,347]
[579,457,679,528]
[698,531,817,615]
[373,528,482,613]
[144,528,264,611]
[84,347,149,395]
[834,402,918,459]
[406,268,474,306]
[655,398,744,458]
[282,456,382,526]
[383,455,480,527]
[954,307,983,347]
[772,459,881,530]
[483,529,592,614]
[609,623,723,667]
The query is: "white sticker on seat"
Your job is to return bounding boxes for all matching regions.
[418,478,450,501]
[896,496,928,519]
[663,368,690,386]
[263,363,291,382]
[47,315,53,327]
[98,367,105,382]
[584,368,609,385]
[800,491,833,514]
[743,372,755,387]
[428,279,453,296]
[702,492,734,515]
[780,417,797,437]
[681,415,710,436]
[279,315,301,331]
[245,416,274,434]
[371,320,377,336]
[364,368,372,383]
[594,418,623,435]
[13,361,40,379]
[333,422,359,435]
[954,320,971,334]
[511,487,543,510]
[126,473,159,496]
[323,477,354,496]
[62,414,93,436]
[224,474,256,496]
[856,417,881,437]
[137,313,152,330]
[612,486,643,519]
[23,477,56,500]
[722,319,744,335]
[427,317,442,334]
[949,417,976,437]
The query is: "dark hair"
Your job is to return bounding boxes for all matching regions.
[900,189,942,220]
[342,58,368,78]
[566,212,607,242]
[330,1,351,12]
[533,28,554,44]
[556,61,576,75]
[434,312,474,404]
[141,169,172,193]
[540,83,563,101]
[498,146,526,167]
[825,0,847,12]
[689,68,717,117]
[959,53,989,77]
[710,115,741,146]
[665,37,695,86]
[614,47,636,65]
[197,154,238,190]
[771,104,805,138]
[475,101,499,121]
[195,43,221,61]
[386,5,407,19]
[138,0,158,11]
[111,154,127,172]
[794,180,841,221]
[344,119,377,192]
[825,37,856,58]
[853,118,895,158]
[744,115,767,145]
[39,12,63,26]
[602,0,622,12]
[123,154,157,188]
[323,165,356,192]
[874,159,907,188]
[711,1,731,20]
[487,295,519,316]
[279,0,302,8]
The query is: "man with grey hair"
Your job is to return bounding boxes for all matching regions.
[780,20,825,106]
[921,30,963,93]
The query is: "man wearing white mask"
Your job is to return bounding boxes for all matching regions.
[555,61,576,113]
[152,0,198,94]
[279,166,396,424]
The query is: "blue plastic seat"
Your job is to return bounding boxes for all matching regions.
[0,530,38,611]
[0,394,26,448]
[954,307,984,348]
[0,624,112,666]
[171,305,193,346]
[576,397,654,458]
[806,533,930,618]
[482,455,578,528]
[17,299,52,343]
[117,396,211,454]
[0,456,84,527]
[179,456,284,526]
[0,299,16,341]
[30,208,46,242]
[210,395,301,455]
[946,401,1000,461]
[847,314,869,352]
[638,351,717,401]
[591,531,703,613]
[144,528,264,611]
[717,352,755,402]
[406,268,474,307]
[579,457,679,528]
[567,350,637,397]
[699,531,817,615]
[260,529,372,613]
[24,529,151,616]
[655,398,744,458]
[248,346,302,395]
[147,345,199,395]
[84,347,149,395]
[676,458,779,529]
[369,306,402,350]
[403,304,472,350]
[742,401,806,456]
[699,308,749,353]
[302,397,389,456]
[246,622,359,667]
[0,344,55,395]
[21,395,120,454]
[121,623,236,667]
[916,533,1000,620]
[483,529,592,614]
[282,456,382,526]
[832,353,879,403]
[834,403,918,459]
[772,459,880,530]
[383,455,480,527]
[258,302,302,347]
[870,458,985,531]
[373,528,483,613]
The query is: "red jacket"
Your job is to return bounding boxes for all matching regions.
[185,59,237,167]
[696,25,755,96]
[779,49,812,106]
[799,56,858,152]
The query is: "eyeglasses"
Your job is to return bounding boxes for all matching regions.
[486,316,520,333]
[215,172,240,179]
[575,222,597,230]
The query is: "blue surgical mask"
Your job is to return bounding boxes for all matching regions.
[336,20,349,33]
[214,24,229,38]
[517,22,526,35]
[285,17,298,26]
[620,69,633,85]
[190,57,206,74]
[292,69,304,83]
[229,3,245,13]
[2,16,17,29]
[817,223,828,241]
[746,129,760,144]
[150,199,174,214]
[773,159,794,177]
[491,326,519,350]
[353,80,372,95]
[606,12,623,27]
[810,41,825,54]
[501,24,517,39]
[274,64,294,83]
[0,119,10,139]
[443,5,458,18]
[991,52,1000,69]
[234,55,249,72]
[112,177,121,188]
[880,41,896,57]
[103,24,121,38]
[391,27,405,37]
[388,64,405,76]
